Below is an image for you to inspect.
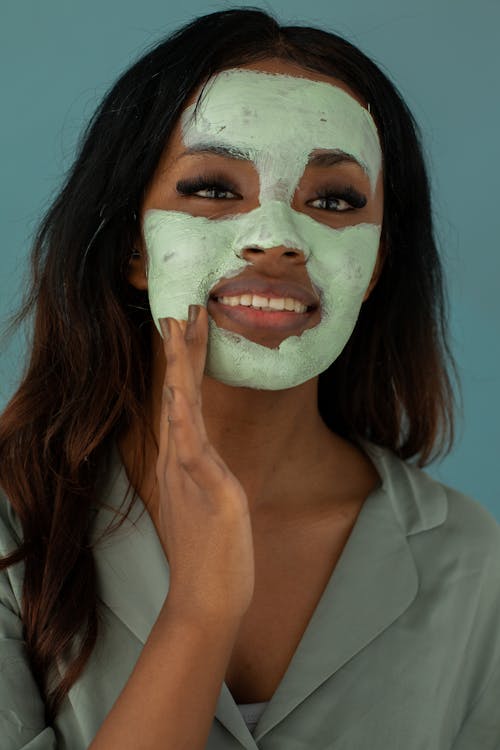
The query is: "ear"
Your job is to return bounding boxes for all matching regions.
[126,244,148,291]
[362,240,386,302]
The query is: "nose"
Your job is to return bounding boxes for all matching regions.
[232,201,310,262]
[240,244,306,261]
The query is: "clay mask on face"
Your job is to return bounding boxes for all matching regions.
[144,68,383,390]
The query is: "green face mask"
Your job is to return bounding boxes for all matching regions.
[144,68,383,390]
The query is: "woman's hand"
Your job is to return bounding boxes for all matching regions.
[156,306,255,624]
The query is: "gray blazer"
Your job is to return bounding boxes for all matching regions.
[1,439,499,749]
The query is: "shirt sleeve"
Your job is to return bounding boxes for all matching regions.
[0,495,58,749]
[451,653,500,749]
[450,502,500,750]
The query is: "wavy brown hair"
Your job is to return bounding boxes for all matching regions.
[0,6,462,725]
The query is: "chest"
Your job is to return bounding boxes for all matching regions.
[225,503,363,704]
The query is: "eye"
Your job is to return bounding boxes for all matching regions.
[308,185,367,213]
[176,175,239,200]
[195,186,237,200]
[310,195,352,212]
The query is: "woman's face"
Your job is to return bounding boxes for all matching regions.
[133,58,385,391]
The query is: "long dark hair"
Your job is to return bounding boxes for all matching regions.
[0,7,462,724]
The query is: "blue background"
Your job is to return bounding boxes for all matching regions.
[1,0,499,518]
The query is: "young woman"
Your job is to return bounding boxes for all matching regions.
[1,8,498,750]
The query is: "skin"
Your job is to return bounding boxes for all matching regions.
[123,57,385,531]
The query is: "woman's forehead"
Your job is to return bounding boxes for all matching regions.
[184,68,371,129]
[184,58,368,110]
[177,68,382,195]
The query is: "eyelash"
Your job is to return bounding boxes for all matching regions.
[175,173,367,212]
[176,174,239,199]
[314,185,367,211]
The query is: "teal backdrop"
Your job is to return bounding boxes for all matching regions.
[1,0,499,517]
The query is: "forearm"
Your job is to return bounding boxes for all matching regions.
[88,601,242,750]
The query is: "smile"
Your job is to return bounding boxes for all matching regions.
[207,297,318,333]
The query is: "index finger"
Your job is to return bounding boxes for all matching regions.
[184,305,209,391]
[157,316,202,460]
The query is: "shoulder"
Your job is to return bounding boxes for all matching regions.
[393,456,500,605]
[408,462,500,565]
[361,439,500,581]
[437,481,500,555]
[378,449,500,658]
[423,478,500,597]
[363,438,500,548]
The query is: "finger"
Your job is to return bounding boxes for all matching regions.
[157,323,176,477]
[161,317,199,409]
[158,316,209,472]
[184,305,209,391]
[157,383,173,478]
[164,385,229,493]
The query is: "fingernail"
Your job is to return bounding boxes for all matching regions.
[165,386,174,403]
[188,305,199,324]
[159,318,170,341]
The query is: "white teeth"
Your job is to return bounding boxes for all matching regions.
[218,294,308,313]
[252,295,269,308]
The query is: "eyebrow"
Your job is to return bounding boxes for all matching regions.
[307,150,364,169]
[176,144,252,162]
[175,144,366,171]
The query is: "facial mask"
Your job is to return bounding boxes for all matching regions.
[144,68,382,391]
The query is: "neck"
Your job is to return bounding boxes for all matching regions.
[197,376,339,507]
[118,325,376,521]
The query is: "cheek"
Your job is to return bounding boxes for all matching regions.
[143,211,239,322]
[145,216,223,275]
[304,226,381,320]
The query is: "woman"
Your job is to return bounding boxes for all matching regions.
[1,7,499,749]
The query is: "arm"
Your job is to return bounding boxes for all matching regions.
[89,308,254,748]
[88,600,242,750]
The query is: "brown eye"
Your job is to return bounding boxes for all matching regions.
[308,185,367,212]
[309,195,353,212]
[190,186,236,199]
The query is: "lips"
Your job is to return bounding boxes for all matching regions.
[209,276,319,310]
[207,297,317,334]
